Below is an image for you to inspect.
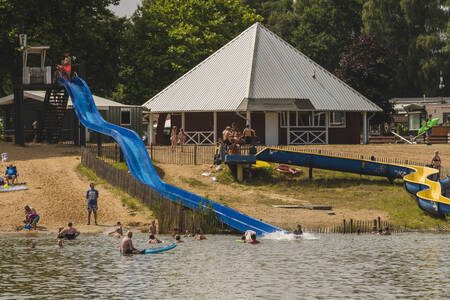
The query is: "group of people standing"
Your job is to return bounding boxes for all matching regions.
[170,126,187,152]
[221,122,257,154]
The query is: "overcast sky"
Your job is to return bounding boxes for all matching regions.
[109,0,141,18]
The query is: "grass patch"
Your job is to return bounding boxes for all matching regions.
[212,164,448,229]
[108,161,128,171]
[76,163,152,216]
[180,176,208,188]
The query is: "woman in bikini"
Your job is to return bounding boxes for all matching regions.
[178,128,186,152]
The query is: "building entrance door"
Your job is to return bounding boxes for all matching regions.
[265,112,278,145]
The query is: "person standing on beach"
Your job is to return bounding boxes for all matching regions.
[86,183,99,225]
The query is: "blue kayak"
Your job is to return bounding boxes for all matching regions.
[143,242,177,254]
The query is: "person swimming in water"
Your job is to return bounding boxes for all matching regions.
[293,224,303,235]
[56,239,63,248]
[108,221,123,238]
[175,235,184,243]
[171,228,179,238]
[195,229,206,240]
[381,227,391,235]
[120,231,142,254]
[148,234,162,244]
[184,230,192,237]
[248,233,260,244]
[57,222,80,240]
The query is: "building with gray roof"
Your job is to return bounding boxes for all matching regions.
[143,23,381,145]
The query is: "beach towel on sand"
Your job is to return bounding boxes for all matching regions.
[0,184,28,193]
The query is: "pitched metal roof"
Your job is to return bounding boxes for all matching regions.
[0,91,137,110]
[143,23,381,113]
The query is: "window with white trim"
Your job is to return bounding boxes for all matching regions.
[279,111,324,128]
[330,112,346,127]
[120,108,131,125]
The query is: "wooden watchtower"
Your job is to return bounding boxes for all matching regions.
[13,39,81,145]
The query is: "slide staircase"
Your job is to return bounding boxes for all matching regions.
[60,77,282,236]
[39,87,69,143]
[255,148,450,216]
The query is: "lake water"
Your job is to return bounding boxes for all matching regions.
[0,232,448,299]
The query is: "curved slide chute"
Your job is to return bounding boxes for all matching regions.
[256,148,450,216]
[60,77,282,236]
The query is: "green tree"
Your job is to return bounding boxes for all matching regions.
[119,0,261,143]
[119,0,262,105]
[0,0,124,97]
[363,0,449,97]
[335,33,393,116]
[290,0,364,71]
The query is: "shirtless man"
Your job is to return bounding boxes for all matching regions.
[148,234,162,244]
[120,231,141,254]
[108,221,123,238]
[171,228,179,238]
[57,222,80,240]
[242,124,255,144]
[222,126,231,141]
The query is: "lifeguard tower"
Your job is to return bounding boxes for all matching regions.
[13,34,77,145]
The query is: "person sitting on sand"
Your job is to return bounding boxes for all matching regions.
[175,235,184,243]
[184,230,192,237]
[195,229,206,240]
[149,220,157,235]
[248,233,260,244]
[381,227,391,236]
[148,234,162,244]
[293,224,303,235]
[108,221,123,238]
[24,205,40,230]
[56,240,63,248]
[120,231,141,254]
[57,222,80,240]
[5,163,18,185]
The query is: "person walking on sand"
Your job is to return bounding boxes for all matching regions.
[86,183,99,225]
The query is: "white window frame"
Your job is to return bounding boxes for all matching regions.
[329,112,346,128]
[279,111,326,128]
[408,112,422,131]
[120,108,131,126]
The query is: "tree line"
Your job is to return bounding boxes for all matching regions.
[1,0,448,117]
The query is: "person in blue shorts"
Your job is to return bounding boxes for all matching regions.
[86,183,99,225]
[5,164,18,185]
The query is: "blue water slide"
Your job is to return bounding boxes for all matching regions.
[60,78,282,236]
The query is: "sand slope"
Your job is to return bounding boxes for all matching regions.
[0,143,152,232]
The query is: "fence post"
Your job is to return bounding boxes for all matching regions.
[343,219,346,234]
[150,144,153,160]
[193,144,197,165]
[97,132,102,157]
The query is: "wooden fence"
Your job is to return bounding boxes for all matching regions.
[88,143,429,167]
[305,218,405,234]
[81,148,229,234]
